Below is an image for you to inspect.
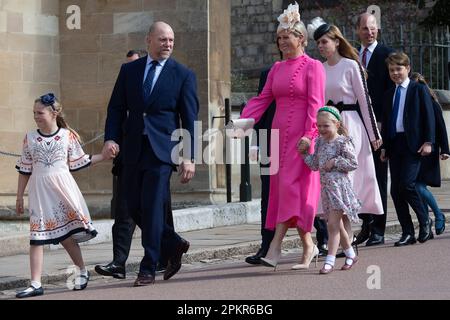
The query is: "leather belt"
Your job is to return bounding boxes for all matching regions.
[326,100,359,112]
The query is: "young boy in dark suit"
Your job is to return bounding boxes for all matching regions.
[380,52,435,246]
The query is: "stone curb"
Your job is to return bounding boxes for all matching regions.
[0,200,261,257]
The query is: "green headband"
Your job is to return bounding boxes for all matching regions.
[318,106,341,121]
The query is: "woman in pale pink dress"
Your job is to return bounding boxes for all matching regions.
[313,23,383,262]
[240,3,325,270]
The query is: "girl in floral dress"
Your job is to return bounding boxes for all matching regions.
[300,107,361,274]
[15,93,105,298]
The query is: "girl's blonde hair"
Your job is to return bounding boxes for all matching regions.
[34,94,82,142]
[317,106,349,136]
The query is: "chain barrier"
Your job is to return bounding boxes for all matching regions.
[0,150,21,158]
[0,133,105,158]
[80,133,105,148]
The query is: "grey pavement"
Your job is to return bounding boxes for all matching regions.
[1,181,450,293]
[10,232,450,300]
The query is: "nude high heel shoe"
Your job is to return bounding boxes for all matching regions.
[260,251,281,271]
[291,245,319,270]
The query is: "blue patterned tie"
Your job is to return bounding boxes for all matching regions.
[143,60,159,104]
[390,86,402,139]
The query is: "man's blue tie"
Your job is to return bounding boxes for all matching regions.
[390,86,402,139]
[143,60,159,104]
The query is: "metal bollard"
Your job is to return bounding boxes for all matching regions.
[211,98,232,203]
[225,99,232,203]
[239,103,252,202]
[239,134,252,202]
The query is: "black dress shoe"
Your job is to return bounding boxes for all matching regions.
[418,218,434,243]
[164,239,190,280]
[95,262,126,279]
[16,286,44,299]
[318,244,328,257]
[134,273,155,287]
[245,248,265,265]
[366,234,385,246]
[394,234,417,247]
[156,263,167,274]
[352,221,373,246]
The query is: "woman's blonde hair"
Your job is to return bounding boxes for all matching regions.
[34,94,82,142]
[317,106,349,136]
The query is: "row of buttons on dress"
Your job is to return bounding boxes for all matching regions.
[281,60,305,168]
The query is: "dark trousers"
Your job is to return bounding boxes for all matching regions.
[358,150,388,236]
[112,173,174,267]
[389,134,429,236]
[371,148,388,235]
[314,217,328,247]
[111,174,135,266]
[260,171,275,253]
[359,149,389,235]
[124,137,180,275]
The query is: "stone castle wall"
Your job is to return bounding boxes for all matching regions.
[0,0,230,216]
[231,0,437,82]
[0,0,60,197]
[0,0,444,215]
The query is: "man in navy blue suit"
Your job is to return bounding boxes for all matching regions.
[95,49,175,280]
[380,52,435,246]
[353,13,394,247]
[103,21,199,286]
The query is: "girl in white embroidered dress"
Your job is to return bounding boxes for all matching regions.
[15,93,105,298]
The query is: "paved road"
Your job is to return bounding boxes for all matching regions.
[2,230,449,301]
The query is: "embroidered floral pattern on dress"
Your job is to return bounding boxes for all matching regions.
[33,137,65,168]
[68,132,90,171]
[30,200,91,232]
[15,135,33,174]
[29,200,94,244]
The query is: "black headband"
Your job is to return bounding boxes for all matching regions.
[313,23,332,41]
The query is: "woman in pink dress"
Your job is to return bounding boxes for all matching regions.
[240,3,325,270]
